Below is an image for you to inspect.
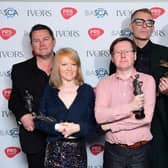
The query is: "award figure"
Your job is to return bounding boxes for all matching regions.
[24,90,57,122]
[24,90,33,113]
[156,59,168,96]
[160,59,168,77]
[133,74,145,119]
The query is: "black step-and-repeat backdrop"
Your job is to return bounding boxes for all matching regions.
[1,2,168,167]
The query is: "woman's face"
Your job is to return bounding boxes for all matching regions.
[59,56,78,82]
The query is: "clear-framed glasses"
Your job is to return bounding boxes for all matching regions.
[132,18,155,27]
[113,49,135,56]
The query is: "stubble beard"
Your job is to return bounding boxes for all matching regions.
[36,51,53,60]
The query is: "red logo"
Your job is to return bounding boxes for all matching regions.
[89,144,104,155]
[2,88,12,100]
[150,7,165,19]
[61,7,77,19]
[88,28,104,40]
[0,28,16,40]
[5,147,21,158]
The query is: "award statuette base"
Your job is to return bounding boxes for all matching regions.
[134,110,145,120]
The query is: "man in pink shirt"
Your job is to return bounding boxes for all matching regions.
[95,37,156,168]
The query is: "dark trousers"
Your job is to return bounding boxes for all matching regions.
[103,141,151,168]
[26,150,45,168]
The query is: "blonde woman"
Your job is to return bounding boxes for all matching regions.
[35,48,96,168]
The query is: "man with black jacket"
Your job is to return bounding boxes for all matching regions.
[8,24,56,168]
[109,8,168,168]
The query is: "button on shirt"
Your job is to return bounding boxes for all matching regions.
[95,70,156,145]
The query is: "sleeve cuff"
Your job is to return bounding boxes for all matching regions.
[54,123,59,131]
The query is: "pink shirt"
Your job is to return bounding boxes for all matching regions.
[95,70,156,145]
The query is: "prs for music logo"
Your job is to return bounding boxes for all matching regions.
[89,144,104,155]
[61,7,77,19]
[0,28,16,40]
[88,28,104,40]
[150,7,165,19]
[2,88,12,100]
[5,147,21,158]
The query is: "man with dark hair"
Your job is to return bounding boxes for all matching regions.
[109,8,168,168]
[95,37,156,168]
[8,24,56,168]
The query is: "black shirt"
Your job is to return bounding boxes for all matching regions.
[135,42,151,74]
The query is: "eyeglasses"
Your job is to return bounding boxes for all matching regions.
[132,18,155,27]
[113,49,135,56]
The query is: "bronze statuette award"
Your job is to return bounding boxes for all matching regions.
[133,74,145,119]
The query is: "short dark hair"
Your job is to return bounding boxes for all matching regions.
[109,37,137,56]
[131,8,153,20]
[29,24,55,43]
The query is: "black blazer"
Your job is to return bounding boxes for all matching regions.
[8,57,49,153]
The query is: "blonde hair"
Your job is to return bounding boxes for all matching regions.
[49,48,84,88]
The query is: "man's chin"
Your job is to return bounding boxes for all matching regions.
[36,54,51,59]
[134,36,150,41]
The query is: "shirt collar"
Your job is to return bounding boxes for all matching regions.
[136,40,153,52]
[115,68,137,80]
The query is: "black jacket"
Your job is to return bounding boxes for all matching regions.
[8,57,49,153]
